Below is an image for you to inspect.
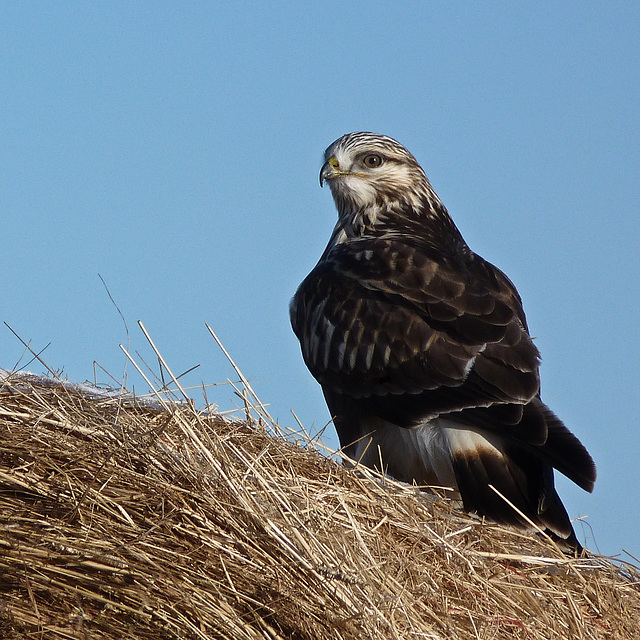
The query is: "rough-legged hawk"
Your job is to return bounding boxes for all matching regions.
[290,132,596,548]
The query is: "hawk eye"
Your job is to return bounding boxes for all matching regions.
[363,154,383,168]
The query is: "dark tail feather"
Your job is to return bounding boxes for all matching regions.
[446,427,578,542]
[535,401,596,493]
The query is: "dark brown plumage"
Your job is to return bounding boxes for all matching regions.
[291,132,596,548]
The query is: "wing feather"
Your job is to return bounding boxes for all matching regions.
[291,237,539,413]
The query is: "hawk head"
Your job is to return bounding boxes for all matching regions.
[320,132,461,246]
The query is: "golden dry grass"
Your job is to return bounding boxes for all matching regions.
[0,367,639,639]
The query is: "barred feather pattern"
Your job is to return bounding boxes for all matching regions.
[291,132,596,548]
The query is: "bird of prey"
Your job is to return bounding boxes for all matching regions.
[290,131,596,547]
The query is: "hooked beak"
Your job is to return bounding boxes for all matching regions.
[319,155,343,187]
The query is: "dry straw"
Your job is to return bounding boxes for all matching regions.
[0,330,638,639]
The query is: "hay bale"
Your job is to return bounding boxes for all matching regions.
[0,371,638,639]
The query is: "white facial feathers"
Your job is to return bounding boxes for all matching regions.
[320,132,440,232]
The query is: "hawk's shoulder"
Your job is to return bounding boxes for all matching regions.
[290,235,540,413]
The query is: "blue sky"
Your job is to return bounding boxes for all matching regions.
[2,3,638,560]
